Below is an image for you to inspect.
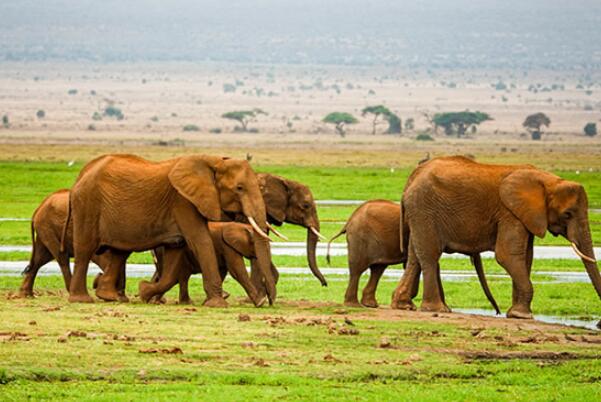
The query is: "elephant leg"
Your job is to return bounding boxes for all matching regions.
[177,268,193,304]
[361,264,386,308]
[270,262,280,285]
[18,240,54,298]
[69,244,96,303]
[495,224,533,319]
[228,256,266,308]
[392,239,420,310]
[139,248,185,303]
[57,252,72,292]
[344,253,367,307]
[173,200,226,307]
[95,251,129,302]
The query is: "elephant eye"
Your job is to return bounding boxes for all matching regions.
[236,184,244,192]
[561,210,573,220]
[303,203,311,209]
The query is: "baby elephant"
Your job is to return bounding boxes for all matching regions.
[18,189,128,300]
[139,221,273,307]
[327,200,499,312]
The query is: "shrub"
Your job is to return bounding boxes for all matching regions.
[584,122,597,137]
[416,133,434,141]
[92,112,102,121]
[248,128,259,133]
[103,106,124,120]
[150,116,159,122]
[223,83,236,93]
[36,110,45,119]
[68,89,78,95]
[209,128,222,134]
[87,124,96,131]
[183,124,200,132]
[2,115,8,128]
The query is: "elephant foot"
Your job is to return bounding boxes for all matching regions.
[117,293,130,303]
[138,281,156,303]
[506,305,533,320]
[95,287,121,302]
[17,289,34,299]
[419,301,451,313]
[68,293,94,303]
[391,299,417,310]
[361,297,379,308]
[344,299,363,308]
[251,294,268,308]
[177,297,192,305]
[203,296,228,308]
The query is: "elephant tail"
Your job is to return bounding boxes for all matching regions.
[326,226,347,265]
[60,193,72,253]
[22,218,37,275]
[399,198,404,255]
[471,254,501,315]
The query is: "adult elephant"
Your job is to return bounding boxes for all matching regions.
[63,154,275,307]
[256,173,327,286]
[392,156,601,319]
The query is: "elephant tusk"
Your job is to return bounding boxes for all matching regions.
[247,217,272,242]
[571,242,597,263]
[150,250,158,265]
[310,226,327,241]
[267,223,289,241]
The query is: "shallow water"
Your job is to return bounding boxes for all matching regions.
[455,308,600,331]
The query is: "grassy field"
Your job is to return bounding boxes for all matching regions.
[0,274,600,400]
[1,150,601,400]
[1,161,601,246]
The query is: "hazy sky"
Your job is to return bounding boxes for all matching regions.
[2,0,601,68]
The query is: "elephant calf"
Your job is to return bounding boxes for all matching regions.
[327,199,500,313]
[139,222,274,307]
[18,189,128,301]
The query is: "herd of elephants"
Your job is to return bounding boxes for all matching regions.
[17,153,601,320]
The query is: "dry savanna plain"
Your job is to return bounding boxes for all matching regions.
[1,63,601,400]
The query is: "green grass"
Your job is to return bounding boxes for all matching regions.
[0,273,600,400]
[1,162,600,247]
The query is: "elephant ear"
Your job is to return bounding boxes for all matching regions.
[499,169,548,238]
[258,173,288,224]
[168,155,222,221]
[222,224,255,258]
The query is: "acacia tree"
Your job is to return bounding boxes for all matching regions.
[523,112,550,140]
[222,108,266,132]
[432,111,492,137]
[362,105,401,134]
[323,112,358,137]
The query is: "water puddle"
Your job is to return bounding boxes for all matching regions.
[455,308,600,331]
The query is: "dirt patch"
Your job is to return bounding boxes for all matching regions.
[460,350,589,361]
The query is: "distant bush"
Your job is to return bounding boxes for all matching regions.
[103,106,124,120]
[248,128,259,133]
[223,83,236,93]
[68,89,78,95]
[87,124,96,131]
[92,112,102,121]
[584,122,597,137]
[150,116,159,122]
[2,115,8,128]
[209,128,222,134]
[416,133,434,141]
[90,90,97,95]
[183,124,200,132]
[36,110,45,119]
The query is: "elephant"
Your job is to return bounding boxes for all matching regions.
[139,222,275,307]
[392,155,601,319]
[148,173,327,301]
[18,189,129,301]
[63,154,275,307]
[326,199,500,313]
[256,173,327,287]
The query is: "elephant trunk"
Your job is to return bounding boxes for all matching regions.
[570,219,601,300]
[307,227,327,286]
